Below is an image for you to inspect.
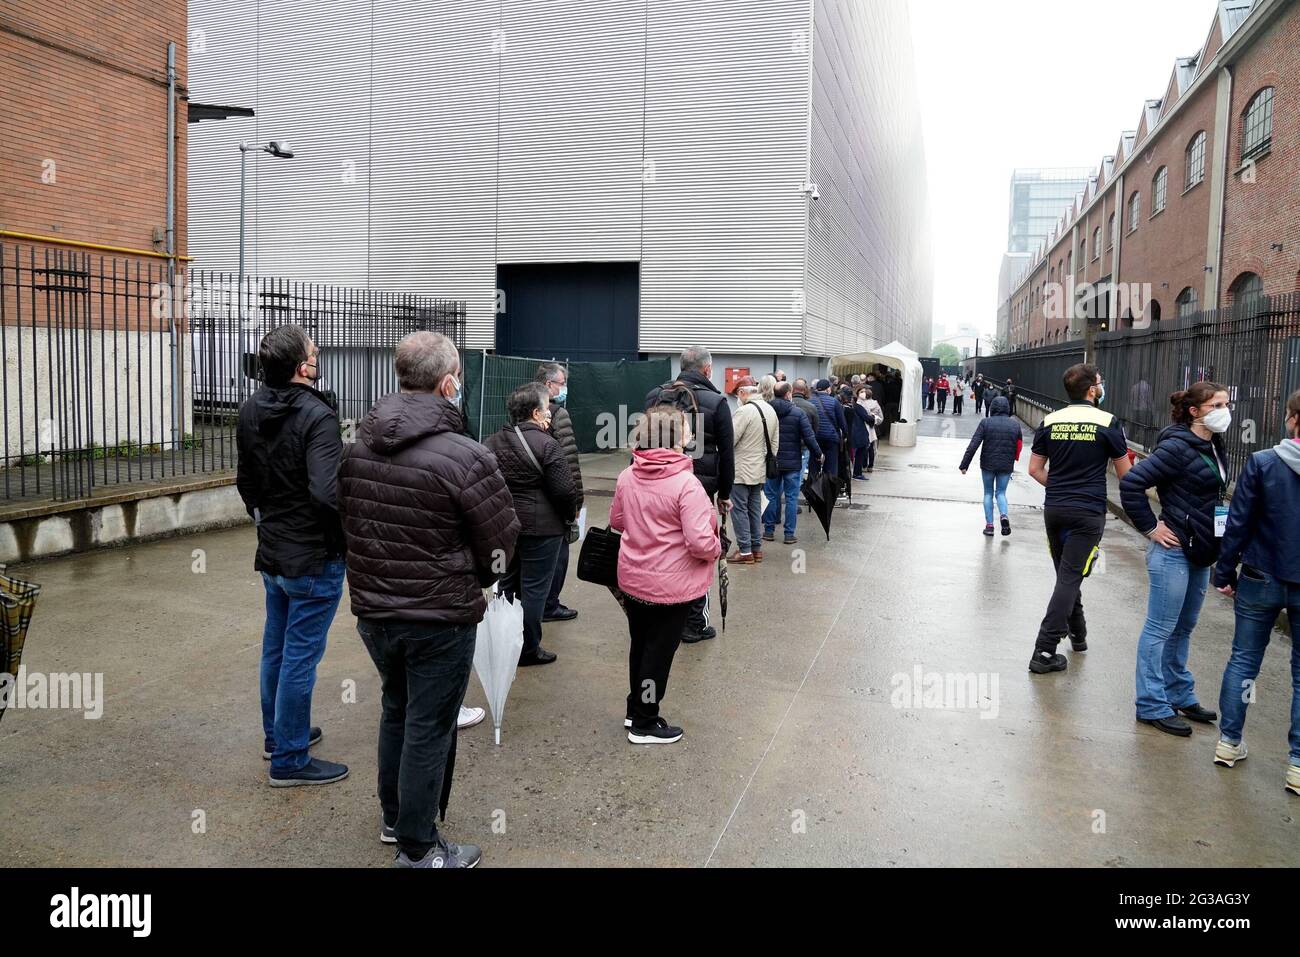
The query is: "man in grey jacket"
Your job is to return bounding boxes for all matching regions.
[537,362,583,622]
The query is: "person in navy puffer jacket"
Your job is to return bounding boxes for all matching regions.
[1119,381,1232,737]
[959,395,1022,537]
[1210,389,1300,792]
[808,379,847,481]
[762,381,822,543]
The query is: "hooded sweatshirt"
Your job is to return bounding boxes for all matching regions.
[236,383,345,577]
[609,447,720,604]
[337,391,520,622]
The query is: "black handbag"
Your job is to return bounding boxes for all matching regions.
[577,525,622,588]
[758,403,779,480]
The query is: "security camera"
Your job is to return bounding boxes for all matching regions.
[810,184,820,201]
[801,181,819,200]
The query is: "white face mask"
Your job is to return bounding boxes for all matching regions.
[1202,407,1231,434]
[445,375,462,407]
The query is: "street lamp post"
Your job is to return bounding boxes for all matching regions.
[236,141,295,394]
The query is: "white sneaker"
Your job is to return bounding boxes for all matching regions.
[1214,739,1248,768]
[457,706,485,730]
[1286,765,1300,797]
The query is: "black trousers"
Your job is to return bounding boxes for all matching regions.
[974,394,984,413]
[357,618,476,858]
[937,392,948,412]
[625,597,690,730]
[544,535,570,615]
[1035,508,1107,654]
[501,533,562,653]
[953,394,964,414]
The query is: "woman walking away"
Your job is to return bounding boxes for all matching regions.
[851,386,884,479]
[1210,389,1300,794]
[484,383,579,667]
[1120,382,1231,737]
[729,376,778,564]
[958,395,1021,537]
[610,406,720,744]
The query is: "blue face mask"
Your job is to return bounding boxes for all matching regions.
[1096,384,1106,405]
[447,375,462,408]
[555,386,568,405]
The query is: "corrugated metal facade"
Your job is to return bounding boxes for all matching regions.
[188,0,931,357]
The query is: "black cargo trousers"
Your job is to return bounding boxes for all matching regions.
[1035,508,1107,654]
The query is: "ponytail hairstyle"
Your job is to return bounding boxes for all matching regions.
[1170,381,1226,426]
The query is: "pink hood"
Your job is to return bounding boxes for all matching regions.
[609,448,719,605]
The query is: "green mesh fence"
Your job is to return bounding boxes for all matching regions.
[462,351,671,452]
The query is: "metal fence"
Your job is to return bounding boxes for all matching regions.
[978,292,1300,479]
[0,241,465,504]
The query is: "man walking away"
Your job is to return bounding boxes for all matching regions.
[645,346,734,644]
[338,331,520,868]
[1027,364,1131,674]
[1211,389,1300,794]
[537,362,582,624]
[808,379,847,481]
[237,325,349,788]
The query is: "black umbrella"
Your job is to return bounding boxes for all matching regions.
[801,472,839,541]
[716,501,730,631]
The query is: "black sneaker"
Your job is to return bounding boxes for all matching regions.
[1070,634,1088,653]
[268,756,349,788]
[982,524,995,537]
[681,625,717,644]
[263,725,322,760]
[1176,703,1218,723]
[542,605,578,622]
[1028,651,1067,674]
[1000,516,1011,536]
[784,535,797,545]
[628,717,684,745]
[393,838,482,869]
[762,531,775,542]
[1140,715,1193,737]
[380,821,397,845]
[518,648,557,666]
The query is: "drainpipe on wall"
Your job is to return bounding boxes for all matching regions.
[166,41,180,451]
[1208,65,1234,308]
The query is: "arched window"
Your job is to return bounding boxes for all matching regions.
[1108,213,1117,249]
[1145,300,1161,325]
[1128,192,1141,232]
[1242,87,1274,162]
[1185,131,1206,189]
[1093,227,1102,260]
[1067,251,1073,274]
[1176,286,1199,318]
[1229,272,1264,306]
[1152,167,1168,214]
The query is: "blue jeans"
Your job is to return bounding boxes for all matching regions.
[1135,543,1209,719]
[763,469,803,538]
[731,483,763,553]
[981,470,1011,525]
[260,559,346,773]
[1217,569,1300,764]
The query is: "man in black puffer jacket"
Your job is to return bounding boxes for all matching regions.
[536,362,583,623]
[644,345,734,643]
[238,324,350,788]
[959,395,1023,536]
[339,331,519,868]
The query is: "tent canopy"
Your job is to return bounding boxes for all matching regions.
[830,341,924,425]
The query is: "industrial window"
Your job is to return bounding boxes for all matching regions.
[1185,132,1206,188]
[1241,87,1274,162]
[1128,192,1141,232]
[1093,227,1101,260]
[1229,272,1263,307]
[1176,287,1198,318]
[1152,167,1167,214]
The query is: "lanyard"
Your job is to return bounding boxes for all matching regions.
[1196,451,1227,503]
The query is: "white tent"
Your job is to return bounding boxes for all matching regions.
[830,341,925,447]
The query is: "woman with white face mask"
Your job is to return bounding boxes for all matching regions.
[1119,381,1232,737]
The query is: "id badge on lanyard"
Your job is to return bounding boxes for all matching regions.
[1215,505,1229,538]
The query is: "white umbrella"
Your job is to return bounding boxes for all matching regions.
[472,592,525,745]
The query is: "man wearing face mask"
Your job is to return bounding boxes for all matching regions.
[237,325,349,786]
[1027,363,1132,674]
[536,363,583,624]
[338,331,520,866]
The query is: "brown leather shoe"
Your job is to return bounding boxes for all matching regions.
[726,550,755,564]
[752,550,763,563]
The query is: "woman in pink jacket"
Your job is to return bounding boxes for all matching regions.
[609,406,720,744]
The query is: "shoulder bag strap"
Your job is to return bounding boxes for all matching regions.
[757,404,774,457]
[513,426,544,475]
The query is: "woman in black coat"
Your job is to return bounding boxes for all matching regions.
[1119,381,1232,736]
[958,395,1022,536]
[484,382,579,666]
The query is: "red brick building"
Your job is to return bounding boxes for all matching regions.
[1005,0,1300,350]
[1,0,188,266]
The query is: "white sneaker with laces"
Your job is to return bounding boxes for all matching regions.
[1214,739,1247,768]
[457,706,485,730]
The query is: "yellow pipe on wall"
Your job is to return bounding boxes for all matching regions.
[0,230,194,262]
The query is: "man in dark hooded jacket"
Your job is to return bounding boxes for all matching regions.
[237,324,350,788]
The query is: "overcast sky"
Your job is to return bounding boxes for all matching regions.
[909,0,1222,339]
